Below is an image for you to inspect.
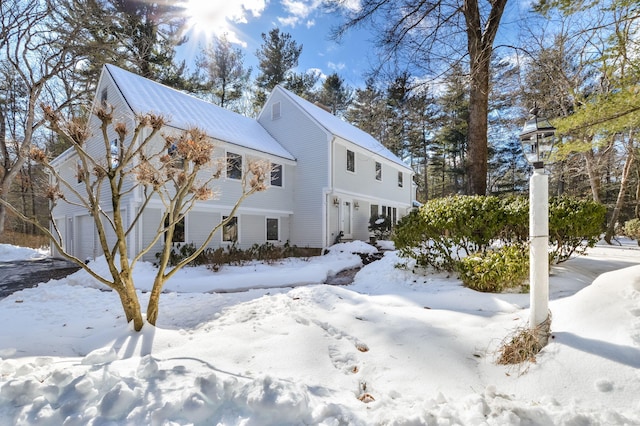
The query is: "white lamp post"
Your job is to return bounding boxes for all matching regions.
[519,107,556,339]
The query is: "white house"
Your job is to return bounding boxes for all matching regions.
[51,65,414,261]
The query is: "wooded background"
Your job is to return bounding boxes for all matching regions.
[1,0,638,241]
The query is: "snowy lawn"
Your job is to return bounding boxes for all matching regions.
[0,240,639,425]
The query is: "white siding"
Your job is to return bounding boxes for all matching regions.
[76,214,96,261]
[333,138,412,206]
[259,91,330,249]
[240,214,263,247]
[142,207,163,261]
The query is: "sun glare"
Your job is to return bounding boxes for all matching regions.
[179,0,259,47]
[181,0,229,36]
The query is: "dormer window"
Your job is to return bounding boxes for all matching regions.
[272,102,281,120]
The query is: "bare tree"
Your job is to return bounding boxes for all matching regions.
[1,106,269,331]
[0,0,86,233]
[330,0,508,195]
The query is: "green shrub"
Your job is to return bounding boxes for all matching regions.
[549,197,606,263]
[393,195,524,271]
[393,194,606,277]
[456,244,529,293]
[624,218,640,245]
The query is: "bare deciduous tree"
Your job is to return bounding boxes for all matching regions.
[2,106,268,331]
[0,0,86,233]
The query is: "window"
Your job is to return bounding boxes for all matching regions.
[272,102,281,120]
[270,163,283,187]
[100,88,107,107]
[110,139,120,168]
[77,160,84,183]
[398,171,403,187]
[375,162,382,181]
[227,152,242,180]
[347,149,355,172]
[164,216,185,243]
[223,216,238,242]
[370,204,378,218]
[168,143,184,168]
[266,218,279,241]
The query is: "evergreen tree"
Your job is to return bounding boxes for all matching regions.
[433,65,469,195]
[254,28,302,106]
[284,70,320,100]
[64,0,192,94]
[317,73,353,116]
[195,34,251,110]
[384,72,413,158]
[344,78,387,141]
[406,87,438,202]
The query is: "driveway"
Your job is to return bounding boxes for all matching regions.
[0,258,80,299]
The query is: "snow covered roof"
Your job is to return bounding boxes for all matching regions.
[273,86,413,171]
[104,65,295,161]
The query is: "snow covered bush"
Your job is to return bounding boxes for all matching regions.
[368,214,391,240]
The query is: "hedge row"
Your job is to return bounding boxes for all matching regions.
[393,195,606,292]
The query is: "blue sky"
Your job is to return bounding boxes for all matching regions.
[178,0,380,87]
[177,0,535,89]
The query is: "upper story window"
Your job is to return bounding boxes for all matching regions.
[375,162,382,181]
[272,102,281,120]
[227,152,242,180]
[168,143,185,169]
[270,163,283,187]
[347,149,355,173]
[100,88,107,107]
[110,138,121,168]
[76,160,84,183]
[398,171,404,187]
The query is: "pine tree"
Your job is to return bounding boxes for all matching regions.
[317,73,353,116]
[433,65,469,195]
[195,34,251,110]
[254,28,302,106]
[344,78,387,141]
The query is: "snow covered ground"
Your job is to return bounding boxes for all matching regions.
[0,240,639,425]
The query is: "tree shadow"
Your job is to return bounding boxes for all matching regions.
[552,331,640,368]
